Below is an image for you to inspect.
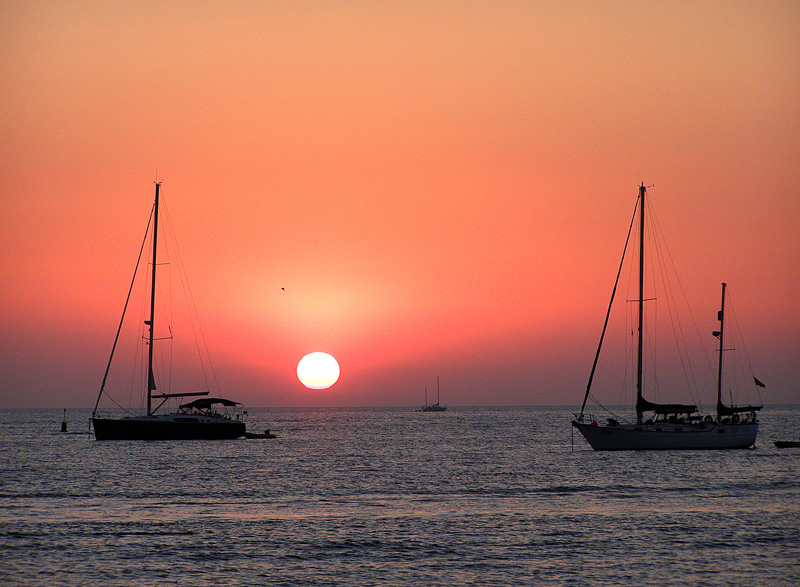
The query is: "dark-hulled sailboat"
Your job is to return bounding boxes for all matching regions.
[91,183,245,440]
[572,184,762,450]
[419,376,447,412]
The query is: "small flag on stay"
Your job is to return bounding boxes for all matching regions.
[754,377,766,388]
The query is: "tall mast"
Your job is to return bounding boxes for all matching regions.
[635,183,646,424]
[146,182,161,416]
[716,282,727,420]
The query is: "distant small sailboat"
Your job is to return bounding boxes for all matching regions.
[91,182,246,440]
[572,184,762,450]
[419,376,447,412]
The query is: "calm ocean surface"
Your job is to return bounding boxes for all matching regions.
[2,406,799,586]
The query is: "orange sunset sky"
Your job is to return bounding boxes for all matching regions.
[2,1,798,409]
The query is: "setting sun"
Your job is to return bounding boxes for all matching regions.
[296,352,340,390]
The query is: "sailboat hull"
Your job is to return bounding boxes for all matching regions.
[92,415,245,440]
[572,420,758,451]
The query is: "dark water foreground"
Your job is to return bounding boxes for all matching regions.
[2,406,799,586]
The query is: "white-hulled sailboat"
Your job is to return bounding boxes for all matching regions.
[91,182,246,440]
[572,184,762,450]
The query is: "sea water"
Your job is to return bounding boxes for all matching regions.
[1,406,798,586]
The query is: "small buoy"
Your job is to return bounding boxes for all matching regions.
[60,409,67,433]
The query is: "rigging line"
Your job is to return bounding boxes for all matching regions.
[92,204,156,418]
[103,388,132,414]
[123,225,150,414]
[652,202,714,383]
[659,223,701,405]
[643,195,675,404]
[580,194,639,417]
[133,234,153,412]
[161,196,222,397]
[162,199,203,391]
[648,196,710,409]
[163,201,183,397]
[130,306,144,413]
[645,199,662,400]
[585,394,629,424]
[724,288,764,405]
[620,223,637,406]
[146,199,175,399]
[620,295,633,406]
[645,201,673,403]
